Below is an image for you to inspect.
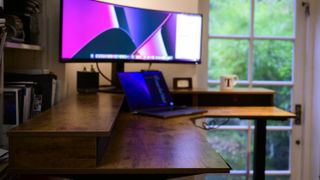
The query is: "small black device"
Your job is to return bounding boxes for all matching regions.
[77,71,99,93]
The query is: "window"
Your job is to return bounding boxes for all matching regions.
[207,0,294,179]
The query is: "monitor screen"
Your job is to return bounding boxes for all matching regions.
[60,0,203,63]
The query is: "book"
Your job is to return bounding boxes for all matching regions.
[0,149,8,159]
[5,81,36,120]
[3,88,20,125]
[4,72,57,112]
[1,88,22,148]
[0,148,9,180]
[51,78,57,106]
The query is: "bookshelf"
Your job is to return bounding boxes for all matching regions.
[0,0,45,149]
[4,42,42,51]
[0,20,6,149]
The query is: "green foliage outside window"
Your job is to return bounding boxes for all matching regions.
[255,0,294,36]
[208,0,294,81]
[207,130,248,170]
[208,40,248,80]
[209,0,250,35]
[254,41,293,81]
[208,0,294,177]
[266,131,290,170]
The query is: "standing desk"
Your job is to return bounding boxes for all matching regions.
[7,88,295,180]
[171,88,296,180]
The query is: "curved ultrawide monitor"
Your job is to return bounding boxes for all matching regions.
[60,0,203,63]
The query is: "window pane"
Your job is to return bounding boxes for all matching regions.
[206,174,247,180]
[253,40,293,81]
[205,117,248,126]
[208,39,248,80]
[266,131,290,170]
[207,130,248,170]
[254,0,294,36]
[208,84,249,89]
[265,176,290,180]
[209,0,250,36]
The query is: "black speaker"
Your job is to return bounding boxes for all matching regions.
[77,71,99,93]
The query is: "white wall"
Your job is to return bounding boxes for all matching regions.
[63,0,209,96]
[97,0,198,12]
[44,0,66,102]
[312,0,320,179]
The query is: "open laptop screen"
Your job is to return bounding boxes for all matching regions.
[118,71,174,112]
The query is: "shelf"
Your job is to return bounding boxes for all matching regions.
[4,42,42,51]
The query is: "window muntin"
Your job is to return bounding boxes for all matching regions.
[208,0,295,178]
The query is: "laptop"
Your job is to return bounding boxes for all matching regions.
[118,71,207,118]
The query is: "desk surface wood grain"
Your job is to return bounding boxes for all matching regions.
[194,106,296,119]
[8,93,231,175]
[8,93,124,136]
[95,112,231,175]
[171,88,274,94]
[8,112,231,175]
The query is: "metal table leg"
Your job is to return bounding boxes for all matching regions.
[253,119,267,180]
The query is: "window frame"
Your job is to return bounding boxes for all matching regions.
[207,0,296,178]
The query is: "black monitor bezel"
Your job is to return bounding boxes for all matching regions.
[59,0,203,64]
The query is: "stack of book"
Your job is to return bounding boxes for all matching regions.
[0,148,9,179]
[0,6,4,28]
[0,5,5,64]
[1,82,36,148]
[0,19,4,27]
[1,73,57,148]
[0,148,17,180]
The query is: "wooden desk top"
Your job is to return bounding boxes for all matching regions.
[8,93,124,137]
[193,106,296,120]
[7,93,231,175]
[171,88,275,94]
[95,112,231,175]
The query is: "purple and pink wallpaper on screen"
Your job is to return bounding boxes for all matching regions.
[61,0,202,63]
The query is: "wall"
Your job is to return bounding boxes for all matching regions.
[312,0,320,179]
[63,0,209,96]
[44,0,66,102]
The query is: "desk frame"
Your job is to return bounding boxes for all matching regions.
[193,106,296,180]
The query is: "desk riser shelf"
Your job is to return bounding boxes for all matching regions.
[171,88,274,106]
[8,93,123,170]
[9,136,108,169]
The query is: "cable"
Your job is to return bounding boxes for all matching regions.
[95,62,112,83]
[202,118,231,130]
[192,117,231,130]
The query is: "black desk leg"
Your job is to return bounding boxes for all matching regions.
[253,120,267,180]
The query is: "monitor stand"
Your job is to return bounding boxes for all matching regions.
[99,62,124,93]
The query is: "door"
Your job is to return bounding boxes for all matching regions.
[206,0,305,179]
